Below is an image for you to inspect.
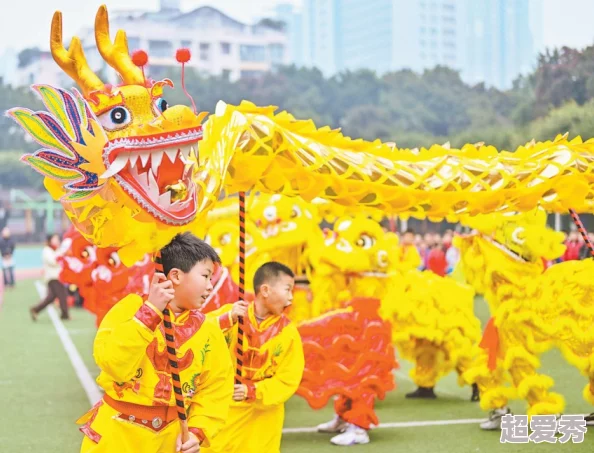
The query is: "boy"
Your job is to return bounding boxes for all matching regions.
[77,232,233,453]
[204,262,305,453]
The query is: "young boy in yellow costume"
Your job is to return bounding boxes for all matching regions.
[77,233,233,453]
[204,261,305,453]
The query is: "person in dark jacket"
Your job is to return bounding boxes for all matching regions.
[0,227,16,288]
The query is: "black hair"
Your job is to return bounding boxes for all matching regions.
[404,228,415,235]
[253,261,295,295]
[160,232,221,275]
[47,233,59,244]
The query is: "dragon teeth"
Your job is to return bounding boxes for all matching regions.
[158,191,171,208]
[139,151,151,166]
[128,153,140,167]
[165,148,178,163]
[100,154,128,179]
[147,171,159,200]
[151,151,163,173]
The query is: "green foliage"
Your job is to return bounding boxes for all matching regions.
[0,150,44,189]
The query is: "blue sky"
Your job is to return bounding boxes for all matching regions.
[1,0,593,54]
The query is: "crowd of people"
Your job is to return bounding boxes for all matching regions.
[395,228,459,276]
[395,227,594,277]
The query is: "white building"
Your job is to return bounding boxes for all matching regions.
[15,3,288,87]
[14,51,71,88]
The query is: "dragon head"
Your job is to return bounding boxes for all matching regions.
[461,208,566,263]
[9,6,206,264]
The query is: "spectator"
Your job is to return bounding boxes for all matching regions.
[397,228,422,271]
[427,236,447,277]
[0,227,15,288]
[445,241,460,274]
[442,230,453,251]
[563,231,582,261]
[0,204,9,230]
[30,234,70,321]
[579,232,594,260]
[422,233,434,269]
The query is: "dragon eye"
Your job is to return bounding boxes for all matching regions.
[99,106,132,130]
[356,234,375,249]
[154,98,168,113]
[108,252,121,267]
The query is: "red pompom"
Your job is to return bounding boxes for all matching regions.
[131,50,149,67]
[176,48,191,64]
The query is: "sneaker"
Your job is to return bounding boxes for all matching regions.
[317,415,348,433]
[480,407,511,430]
[585,413,594,426]
[29,307,38,322]
[330,424,370,446]
[471,383,480,402]
[405,387,437,399]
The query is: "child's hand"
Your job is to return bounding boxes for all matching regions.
[147,273,174,312]
[233,383,247,401]
[230,300,249,323]
[176,432,200,452]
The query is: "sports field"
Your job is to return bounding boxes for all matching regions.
[1,279,592,452]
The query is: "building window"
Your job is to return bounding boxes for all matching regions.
[149,65,169,80]
[149,40,173,58]
[128,37,141,52]
[181,40,192,49]
[239,45,266,62]
[240,70,264,79]
[221,42,231,55]
[200,43,210,61]
[269,44,284,63]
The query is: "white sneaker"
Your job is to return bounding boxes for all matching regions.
[480,407,511,430]
[317,415,348,433]
[330,423,370,446]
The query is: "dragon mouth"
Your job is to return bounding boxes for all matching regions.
[483,236,529,262]
[102,127,202,225]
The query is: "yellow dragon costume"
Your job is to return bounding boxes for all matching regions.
[10,4,594,446]
[456,208,594,428]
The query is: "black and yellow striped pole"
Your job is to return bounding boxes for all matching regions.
[569,209,594,258]
[154,251,190,443]
[235,192,246,385]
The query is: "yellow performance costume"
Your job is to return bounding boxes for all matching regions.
[248,194,323,323]
[204,303,304,453]
[77,294,233,451]
[311,215,480,392]
[457,209,570,417]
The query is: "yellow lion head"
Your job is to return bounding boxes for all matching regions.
[311,216,387,273]
[461,208,566,263]
[248,194,320,251]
